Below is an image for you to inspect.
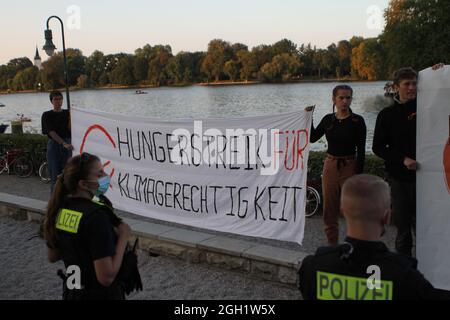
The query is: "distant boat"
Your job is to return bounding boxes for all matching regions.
[0,103,5,107]
[0,124,8,133]
[135,90,148,95]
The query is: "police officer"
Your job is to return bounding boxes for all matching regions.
[298,174,438,300]
[43,152,142,300]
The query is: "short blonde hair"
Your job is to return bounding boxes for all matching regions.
[341,174,390,222]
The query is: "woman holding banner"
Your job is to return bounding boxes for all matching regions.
[43,152,142,300]
[308,85,367,245]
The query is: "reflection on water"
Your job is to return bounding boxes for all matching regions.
[0,82,388,151]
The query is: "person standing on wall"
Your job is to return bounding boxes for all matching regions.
[308,85,367,245]
[41,91,74,194]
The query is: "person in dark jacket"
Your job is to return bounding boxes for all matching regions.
[372,64,444,256]
[299,174,438,300]
[373,68,417,256]
[43,153,142,300]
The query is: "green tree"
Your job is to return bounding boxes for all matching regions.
[349,36,365,49]
[337,40,352,77]
[299,43,318,77]
[109,55,136,85]
[7,57,33,71]
[0,58,33,90]
[251,45,274,71]
[201,39,232,82]
[148,46,172,86]
[41,54,65,89]
[0,65,10,90]
[260,53,301,82]
[76,74,90,88]
[224,60,241,81]
[321,44,339,77]
[272,39,298,56]
[40,49,86,89]
[382,0,450,74]
[133,56,149,83]
[85,50,105,86]
[66,49,86,86]
[231,43,248,57]
[236,50,257,81]
[351,38,387,80]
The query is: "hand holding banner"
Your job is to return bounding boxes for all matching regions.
[71,108,312,244]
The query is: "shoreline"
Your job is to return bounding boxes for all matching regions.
[0,78,387,95]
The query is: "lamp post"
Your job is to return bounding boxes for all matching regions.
[43,15,70,110]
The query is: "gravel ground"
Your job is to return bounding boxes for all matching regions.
[0,174,396,300]
[0,216,301,300]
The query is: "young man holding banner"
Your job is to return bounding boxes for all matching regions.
[372,64,444,257]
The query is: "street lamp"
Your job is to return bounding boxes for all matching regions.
[43,15,70,110]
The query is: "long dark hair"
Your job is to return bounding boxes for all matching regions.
[44,153,100,247]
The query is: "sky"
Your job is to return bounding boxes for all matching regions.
[0,0,390,65]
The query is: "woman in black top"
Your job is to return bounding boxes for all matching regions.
[309,85,367,245]
[43,153,139,300]
[41,91,73,194]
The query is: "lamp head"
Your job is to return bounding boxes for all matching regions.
[43,29,56,56]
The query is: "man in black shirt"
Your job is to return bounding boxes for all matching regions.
[373,68,418,257]
[299,174,437,300]
[373,64,445,256]
[41,91,73,193]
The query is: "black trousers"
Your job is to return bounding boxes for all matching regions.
[389,177,416,256]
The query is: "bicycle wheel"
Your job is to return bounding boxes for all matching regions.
[13,156,33,178]
[0,156,7,174]
[305,186,321,218]
[39,162,51,183]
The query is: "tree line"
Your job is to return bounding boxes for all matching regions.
[1,0,448,91]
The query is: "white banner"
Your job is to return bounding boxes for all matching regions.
[71,108,312,244]
[417,65,450,291]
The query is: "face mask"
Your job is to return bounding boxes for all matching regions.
[95,175,111,196]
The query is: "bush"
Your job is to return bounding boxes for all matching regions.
[0,134,48,158]
[10,121,23,134]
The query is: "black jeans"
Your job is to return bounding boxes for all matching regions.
[389,177,416,256]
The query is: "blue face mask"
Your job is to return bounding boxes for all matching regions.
[95,175,111,196]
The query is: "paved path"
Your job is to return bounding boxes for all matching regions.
[0,174,396,299]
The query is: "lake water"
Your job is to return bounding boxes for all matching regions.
[0,82,391,152]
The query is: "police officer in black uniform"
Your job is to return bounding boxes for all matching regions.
[299,174,439,300]
[44,153,142,300]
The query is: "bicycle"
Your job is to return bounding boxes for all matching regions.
[0,148,34,177]
[305,185,321,218]
[305,168,322,218]
[39,161,50,183]
[28,148,50,183]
